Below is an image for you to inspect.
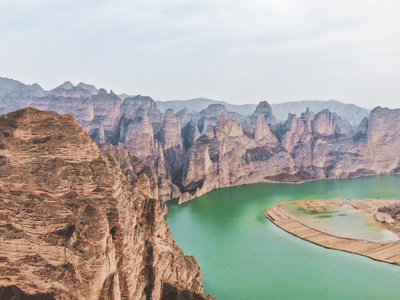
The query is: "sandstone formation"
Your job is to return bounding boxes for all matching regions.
[176,107,191,129]
[156,98,370,126]
[99,144,180,207]
[250,100,276,126]
[255,115,279,145]
[77,82,99,95]
[1,77,400,206]
[0,108,210,299]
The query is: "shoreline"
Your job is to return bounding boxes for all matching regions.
[178,173,400,204]
[265,200,400,266]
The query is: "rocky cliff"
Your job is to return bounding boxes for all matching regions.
[155,98,369,125]
[178,104,400,202]
[0,77,399,206]
[0,108,210,299]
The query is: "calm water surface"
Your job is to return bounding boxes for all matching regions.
[165,175,400,299]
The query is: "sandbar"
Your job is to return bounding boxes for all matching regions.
[266,199,400,266]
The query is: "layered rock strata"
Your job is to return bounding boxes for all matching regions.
[179,106,400,203]
[1,78,400,206]
[0,108,210,299]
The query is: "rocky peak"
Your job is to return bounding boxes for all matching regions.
[255,114,278,145]
[56,81,74,90]
[0,107,209,299]
[198,104,228,135]
[0,77,27,92]
[92,89,120,102]
[91,89,122,132]
[119,107,155,160]
[365,107,400,172]
[284,113,297,130]
[160,109,182,150]
[216,115,244,138]
[300,107,314,121]
[0,79,46,114]
[250,101,277,126]
[300,107,315,123]
[97,88,108,95]
[312,109,337,137]
[313,109,353,137]
[121,95,162,124]
[52,86,92,99]
[77,82,99,95]
[176,107,191,128]
[202,104,228,118]
[280,111,313,153]
[30,83,45,93]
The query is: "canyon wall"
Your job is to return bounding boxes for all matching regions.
[0,108,211,299]
[1,78,399,205]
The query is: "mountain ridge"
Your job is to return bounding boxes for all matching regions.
[156,97,370,125]
[0,77,369,125]
[0,107,211,299]
[0,76,399,206]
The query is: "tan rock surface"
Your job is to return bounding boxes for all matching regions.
[2,80,400,208]
[0,108,210,299]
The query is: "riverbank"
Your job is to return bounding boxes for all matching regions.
[266,199,400,266]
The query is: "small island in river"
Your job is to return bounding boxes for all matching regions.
[266,199,400,266]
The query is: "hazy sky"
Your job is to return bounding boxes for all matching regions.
[1,0,400,108]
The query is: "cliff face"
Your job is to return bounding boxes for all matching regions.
[99,144,180,206]
[179,105,400,202]
[155,98,370,126]
[1,78,400,206]
[0,108,209,299]
[365,107,400,173]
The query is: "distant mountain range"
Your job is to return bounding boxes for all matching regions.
[1,75,400,204]
[156,98,370,126]
[2,75,400,300]
[0,76,369,126]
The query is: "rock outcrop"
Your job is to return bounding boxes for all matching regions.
[250,101,277,126]
[121,95,162,125]
[99,144,180,206]
[255,115,279,145]
[0,108,210,299]
[365,107,400,173]
[1,77,400,207]
[155,98,370,126]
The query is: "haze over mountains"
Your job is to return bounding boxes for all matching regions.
[156,98,370,126]
[0,77,369,126]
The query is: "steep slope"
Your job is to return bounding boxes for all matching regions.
[0,108,210,299]
[0,77,398,208]
[179,105,400,202]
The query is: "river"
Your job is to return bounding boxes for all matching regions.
[165,175,400,299]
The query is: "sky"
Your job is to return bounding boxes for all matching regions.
[1,0,400,108]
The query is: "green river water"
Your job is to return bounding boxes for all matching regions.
[165,175,400,299]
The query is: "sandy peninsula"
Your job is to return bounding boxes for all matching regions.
[266,199,400,266]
